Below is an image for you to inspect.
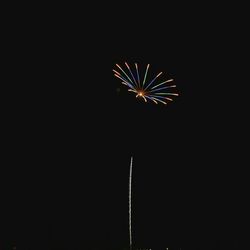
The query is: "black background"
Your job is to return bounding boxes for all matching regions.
[2,2,248,250]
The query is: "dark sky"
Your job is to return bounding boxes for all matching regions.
[3,2,248,250]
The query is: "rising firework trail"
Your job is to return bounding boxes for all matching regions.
[129,156,133,250]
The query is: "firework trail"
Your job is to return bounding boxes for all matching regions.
[113,62,179,105]
[129,156,133,250]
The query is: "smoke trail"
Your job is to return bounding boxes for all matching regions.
[129,156,133,250]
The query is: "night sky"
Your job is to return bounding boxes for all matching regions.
[3,2,248,250]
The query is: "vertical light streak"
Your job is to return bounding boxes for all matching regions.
[142,64,150,87]
[135,63,140,87]
[129,156,133,250]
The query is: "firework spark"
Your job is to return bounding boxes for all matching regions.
[113,62,179,105]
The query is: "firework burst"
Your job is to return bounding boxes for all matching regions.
[113,62,179,105]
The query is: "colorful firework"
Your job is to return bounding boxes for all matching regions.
[113,62,179,105]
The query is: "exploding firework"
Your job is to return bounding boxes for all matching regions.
[113,62,179,105]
